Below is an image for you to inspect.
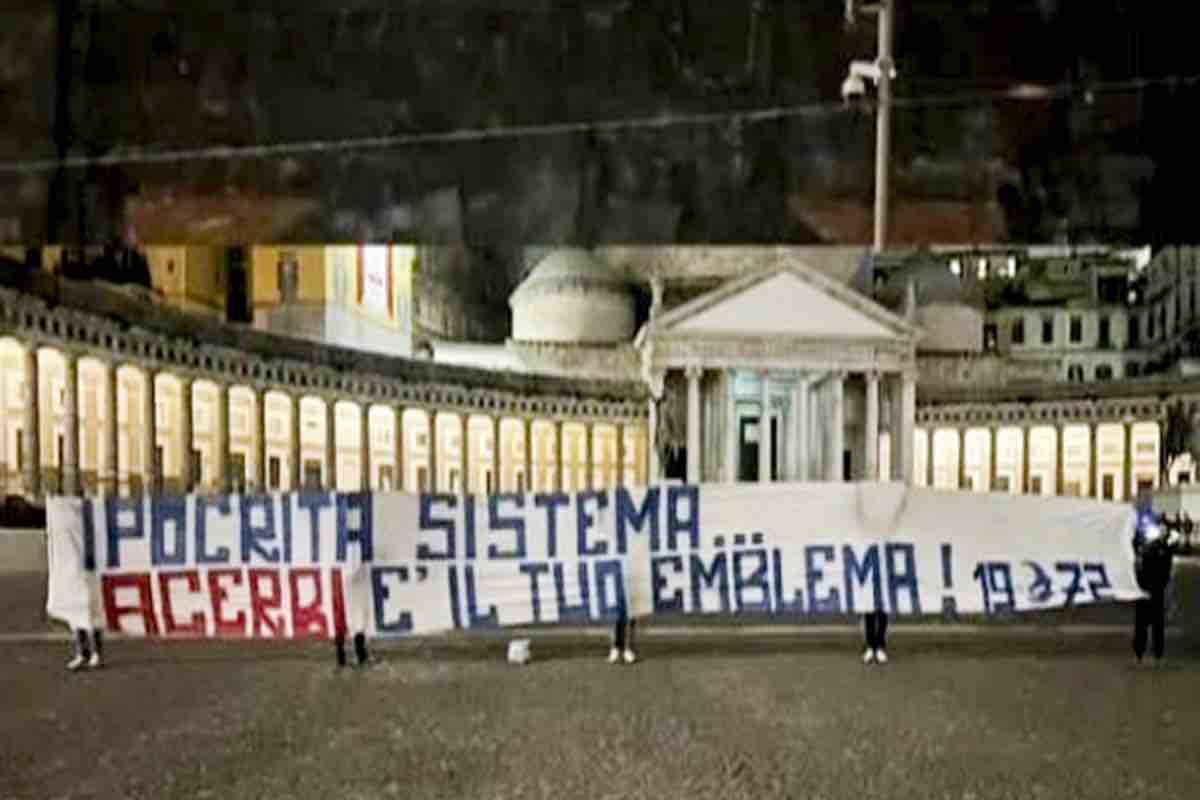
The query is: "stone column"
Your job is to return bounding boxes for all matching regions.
[926,427,935,487]
[290,394,302,491]
[686,366,702,484]
[62,352,79,496]
[460,413,470,494]
[429,410,440,493]
[255,388,268,491]
[795,377,809,481]
[828,373,845,482]
[492,416,503,493]
[957,427,967,490]
[757,371,771,483]
[22,345,40,498]
[142,368,157,495]
[864,371,880,482]
[324,397,337,491]
[810,382,822,481]
[554,419,565,491]
[105,362,118,495]
[615,422,626,488]
[360,403,372,491]
[1123,420,1134,501]
[1054,424,1064,496]
[1020,426,1031,494]
[648,398,660,484]
[179,377,194,492]
[523,417,533,493]
[583,421,594,489]
[395,407,406,492]
[896,372,914,486]
[216,383,231,492]
[725,370,738,483]
[988,426,998,493]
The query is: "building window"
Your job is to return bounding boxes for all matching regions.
[1069,315,1082,343]
[1129,318,1140,348]
[269,456,281,489]
[1128,363,1140,378]
[983,323,997,352]
[1095,364,1113,381]
[1148,311,1155,340]
[1098,316,1111,349]
[1042,317,1054,344]
[1067,364,1084,382]
[1012,318,1025,345]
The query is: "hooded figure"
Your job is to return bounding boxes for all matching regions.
[1132,510,1182,664]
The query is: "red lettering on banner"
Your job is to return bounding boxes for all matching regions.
[102,573,160,635]
[158,570,204,636]
[208,569,247,638]
[331,568,348,638]
[289,568,328,639]
[249,569,284,639]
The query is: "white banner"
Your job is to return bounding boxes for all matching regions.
[45,483,1141,639]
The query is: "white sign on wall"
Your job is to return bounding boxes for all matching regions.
[360,246,391,317]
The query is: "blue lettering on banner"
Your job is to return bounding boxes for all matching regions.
[519,562,551,623]
[771,549,805,614]
[463,496,477,560]
[843,545,882,613]
[690,552,730,613]
[1055,562,1084,608]
[534,493,570,558]
[666,486,700,551]
[239,495,279,564]
[886,543,921,614]
[593,559,626,618]
[151,495,189,566]
[616,487,659,553]
[105,496,144,569]
[553,562,591,623]
[417,494,457,560]
[371,567,414,634]
[805,545,842,614]
[487,494,527,559]
[733,548,771,613]
[463,564,498,628]
[576,491,609,556]
[974,561,1015,615]
[297,492,332,563]
[194,495,232,564]
[1083,562,1113,601]
[652,555,685,612]
[336,493,374,562]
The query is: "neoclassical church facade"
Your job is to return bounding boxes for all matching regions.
[0,246,1191,502]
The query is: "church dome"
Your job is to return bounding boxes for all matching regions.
[509,249,636,343]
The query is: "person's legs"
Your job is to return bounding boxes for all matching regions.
[1151,590,1167,661]
[623,618,637,663]
[335,633,348,668]
[87,629,103,668]
[875,613,889,663]
[1133,598,1149,662]
[608,613,625,663]
[353,633,369,665]
[862,614,877,663]
[67,628,91,671]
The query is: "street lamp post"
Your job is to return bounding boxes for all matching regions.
[845,1,896,253]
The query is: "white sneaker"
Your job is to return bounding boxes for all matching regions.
[87,652,102,669]
[875,649,889,665]
[607,647,621,664]
[622,649,637,664]
[67,654,87,672]
[862,648,876,664]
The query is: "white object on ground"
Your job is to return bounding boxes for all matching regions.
[507,639,531,665]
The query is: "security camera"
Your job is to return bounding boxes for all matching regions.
[841,73,867,101]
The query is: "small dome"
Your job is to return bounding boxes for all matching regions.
[509,249,636,344]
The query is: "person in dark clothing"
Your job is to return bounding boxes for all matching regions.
[862,611,889,664]
[1132,512,1182,665]
[335,632,370,668]
[67,628,103,672]
[608,612,637,664]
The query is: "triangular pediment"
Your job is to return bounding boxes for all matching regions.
[654,263,917,341]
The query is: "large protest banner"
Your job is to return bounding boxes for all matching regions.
[46,482,1142,640]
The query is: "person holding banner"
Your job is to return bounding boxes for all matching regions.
[608,612,637,665]
[862,612,888,665]
[66,628,103,672]
[1132,511,1182,665]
